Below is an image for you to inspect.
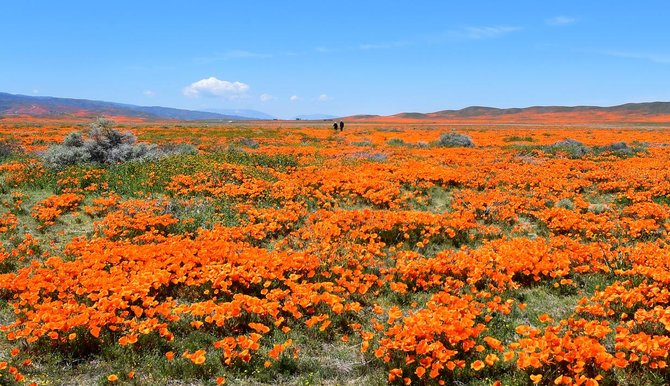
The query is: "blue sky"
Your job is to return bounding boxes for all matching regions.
[1,1,669,118]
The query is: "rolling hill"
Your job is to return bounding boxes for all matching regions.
[0,92,253,120]
[204,108,276,120]
[4,91,670,124]
[353,102,670,124]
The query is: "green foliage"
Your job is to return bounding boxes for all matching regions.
[555,198,576,210]
[503,135,535,142]
[509,140,647,159]
[386,138,408,147]
[237,138,259,149]
[42,117,197,169]
[437,132,475,148]
[0,139,22,161]
[348,151,388,162]
[351,140,374,147]
[549,138,589,158]
[591,141,648,158]
[42,143,92,167]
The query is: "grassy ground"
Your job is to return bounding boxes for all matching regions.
[1,122,670,385]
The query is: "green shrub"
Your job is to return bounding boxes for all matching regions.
[550,138,589,158]
[42,144,92,167]
[159,143,199,156]
[387,138,408,147]
[352,140,373,147]
[238,138,259,149]
[503,135,535,142]
[437,132,475,148]
[591,141,647,158]
[348,151,388,162]
[42,117,197,169]
[555,198,576,210]
[0,139,22,161]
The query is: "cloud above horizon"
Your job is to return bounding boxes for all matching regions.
[598,50,670,64]
[183,77,250,98]
[359,40,409,51]
[224,50,272,59]
[318,94,331,102]
[260,93,275,102]
[289,95,300,102]
[460,26,521,40]
[358,25,521,53]
[194,50,273,64]
[546,16,577,26]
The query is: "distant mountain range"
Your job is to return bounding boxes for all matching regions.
[294,114,337,120]
[204,108,276,120]
[3,91,670,124]
[0,92,256,120]
[349,102,670,124]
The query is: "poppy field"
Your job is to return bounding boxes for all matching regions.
[2,119,670,385]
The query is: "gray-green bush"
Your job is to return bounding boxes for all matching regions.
[159,143,199,156]
[238,138,259,149]
[0,139,22,161]
[437,132,475,148]
[550,138,589,158]
[42,117,197,169]
[387,138,408,147]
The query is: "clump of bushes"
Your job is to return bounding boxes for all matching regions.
[384,133,476,149]
[511,139,646,159]
[238,138,259,149]
[42,117,197,169]
[554,198,576,210]
[607,141,630,152]
[387,138,409,147]
[348,151,388,162]
[352,140,374,147]
[0,139,22,161]
[592,141,641,157]
[610,141,648,156]
[159,142,199,156]
[378,127,402,132]
[503,135,535,142]
[550,138,589,157]
[588,203,611,214]
[437,132,475,148]
[550,139,645,159]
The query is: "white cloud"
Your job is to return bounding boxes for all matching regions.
[289,95,300,102]
[355,26,520,53]
[598,50,670,64]
[461,26,521,40]
[318,94,331,102]
[194,50,273,64]
[224,50,272,59]
[143,90,155,97]
[183,77,249,98]
[359,40,408,51]
[260,93,275,102]
[546,16,577,26]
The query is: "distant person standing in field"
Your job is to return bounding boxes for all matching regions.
[333,122,338,131]
[339,121,344,131]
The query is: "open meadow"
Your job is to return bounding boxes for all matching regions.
[2,119,670,385]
